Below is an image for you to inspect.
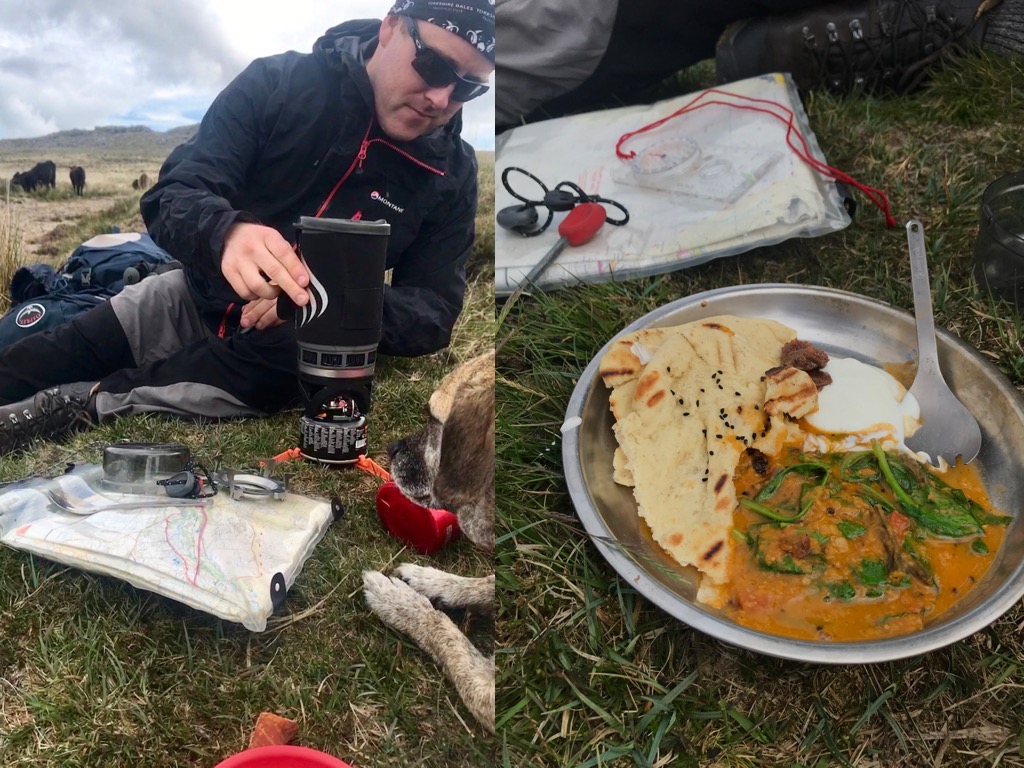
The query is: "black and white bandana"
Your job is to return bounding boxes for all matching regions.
[387,0,495,62]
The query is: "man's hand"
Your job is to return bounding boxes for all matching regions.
[240,297,285,331]
[221,222,309,306]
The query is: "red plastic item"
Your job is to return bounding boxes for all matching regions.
[558,202,606,246]
[213,745,352,768]
[376,480,460,554]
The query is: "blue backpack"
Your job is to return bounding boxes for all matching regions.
[0,232,179,350]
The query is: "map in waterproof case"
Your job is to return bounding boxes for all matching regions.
[494,74,853,296]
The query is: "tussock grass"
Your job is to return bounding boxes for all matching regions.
[471,151,496,283]
[0,155,496,766]
[0,201,21,315]
[496,54,1024,766]
[31,196,141,260]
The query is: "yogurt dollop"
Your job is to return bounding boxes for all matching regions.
[801,356,921,453]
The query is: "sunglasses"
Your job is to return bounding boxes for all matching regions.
[403,16,490,102]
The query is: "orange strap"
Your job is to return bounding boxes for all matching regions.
[355,454,391,481]
[260,447,303,468]
[258,447,391,481]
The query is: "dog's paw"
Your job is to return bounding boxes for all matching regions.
[393,563,453,601]
[394,563,494,610]
[362,570,434,634]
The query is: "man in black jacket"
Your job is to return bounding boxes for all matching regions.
[0,0,495,455]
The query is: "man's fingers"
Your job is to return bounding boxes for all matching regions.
[240,297,283,330]
[238,267,282,301]
[221,223,309,305]
[260,243,309,306]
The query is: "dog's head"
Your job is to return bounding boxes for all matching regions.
[387,351,495,551]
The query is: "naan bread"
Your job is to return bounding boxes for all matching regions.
[600,328,676,484]
[598,327,677,389]
[764,365,819,419]
[600,315,801,603]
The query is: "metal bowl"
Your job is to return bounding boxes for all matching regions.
[562,284,1024,663]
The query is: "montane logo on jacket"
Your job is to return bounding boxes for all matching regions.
[371,190,404,213]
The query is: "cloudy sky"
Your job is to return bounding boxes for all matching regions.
[0,0,494,149]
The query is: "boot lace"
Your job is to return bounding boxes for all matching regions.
[806,1,982,94]
[1,389,93,454]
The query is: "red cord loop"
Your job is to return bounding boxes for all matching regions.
[615,87,895,229]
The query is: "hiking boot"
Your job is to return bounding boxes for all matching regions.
[0,382,98,455]
[716,1,1005,95]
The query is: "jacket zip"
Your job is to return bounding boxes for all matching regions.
[313,119,445,218]
[360,137,446,177]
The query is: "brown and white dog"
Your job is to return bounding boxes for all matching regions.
[362,351,495,732]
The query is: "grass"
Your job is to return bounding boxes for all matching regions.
[34,197,143,260]
[0,203,20,316]
[0,155,496,766]
[495,53,1024,766]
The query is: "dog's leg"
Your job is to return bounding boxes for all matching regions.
[393,563,495,612]
[362,570,495,733]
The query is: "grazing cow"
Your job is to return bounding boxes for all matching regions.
[11,170,37,193]
[40,160,56,189]
[138,172,149,190]
[69,166,86,196]
[10,160,57,193]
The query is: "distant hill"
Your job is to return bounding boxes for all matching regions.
[1,125,493,158]
[0,124,199,155]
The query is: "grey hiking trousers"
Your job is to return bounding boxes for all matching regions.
[0,269,301,420]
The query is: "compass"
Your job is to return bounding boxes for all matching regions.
[628,136,700,176]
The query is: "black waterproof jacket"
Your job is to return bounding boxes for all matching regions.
[140,19,479,357]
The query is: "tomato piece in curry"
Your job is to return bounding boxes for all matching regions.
[724,442,1009,641]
